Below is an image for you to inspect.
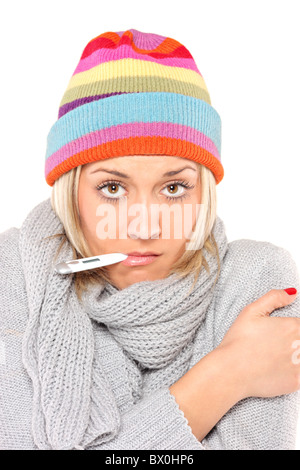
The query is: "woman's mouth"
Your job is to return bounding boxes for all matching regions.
[121,252,161,267]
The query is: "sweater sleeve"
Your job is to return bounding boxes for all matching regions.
[0,227,37,450]
[87,387,206,450]
[201,240,300,450]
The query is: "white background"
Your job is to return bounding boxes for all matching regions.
[0,0,299,449]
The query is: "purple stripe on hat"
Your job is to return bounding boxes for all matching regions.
[58,92,133,119]
[116,29,167,50]
[45,122,220,176]
[72,44,202,76]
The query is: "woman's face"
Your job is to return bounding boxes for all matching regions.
[78,155,201,290]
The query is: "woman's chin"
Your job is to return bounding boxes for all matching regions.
[108,266,168,289]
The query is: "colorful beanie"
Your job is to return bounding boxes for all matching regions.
[45,28,223,186]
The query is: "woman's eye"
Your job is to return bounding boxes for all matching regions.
[162,183,185,198]
[100,183,126,198]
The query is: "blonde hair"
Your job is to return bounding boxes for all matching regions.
[50,162,221,301]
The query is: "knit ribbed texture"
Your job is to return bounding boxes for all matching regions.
[45,29,223,186]
[82,253,224,371]
[1,202,300,449]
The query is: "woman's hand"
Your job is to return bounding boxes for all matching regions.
[216,288,300,399]
[169,288,300,441]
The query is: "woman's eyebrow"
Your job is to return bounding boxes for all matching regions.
[90,166,196,178]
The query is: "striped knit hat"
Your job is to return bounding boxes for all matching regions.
[45,28,223,186]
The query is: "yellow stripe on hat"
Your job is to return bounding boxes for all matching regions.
[65,58,209,95]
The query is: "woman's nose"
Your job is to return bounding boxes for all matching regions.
[127,200,161,240]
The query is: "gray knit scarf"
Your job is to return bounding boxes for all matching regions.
[19,198,228,450]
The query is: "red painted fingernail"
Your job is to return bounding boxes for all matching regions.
[284,288,297,295]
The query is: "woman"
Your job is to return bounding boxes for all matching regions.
[0,28,299,450]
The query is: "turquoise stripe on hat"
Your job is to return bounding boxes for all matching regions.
[45,92,221,160]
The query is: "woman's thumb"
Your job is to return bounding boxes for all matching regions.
[247,288,298,317]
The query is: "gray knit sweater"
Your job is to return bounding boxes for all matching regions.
[0,201,300,450]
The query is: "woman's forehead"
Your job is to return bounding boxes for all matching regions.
[84,155,197,171]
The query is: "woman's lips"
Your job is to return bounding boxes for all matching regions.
[121,254,161,267]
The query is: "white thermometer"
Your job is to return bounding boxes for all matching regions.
[54,253,128,274]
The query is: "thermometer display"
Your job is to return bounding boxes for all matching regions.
[54,253,128,274]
